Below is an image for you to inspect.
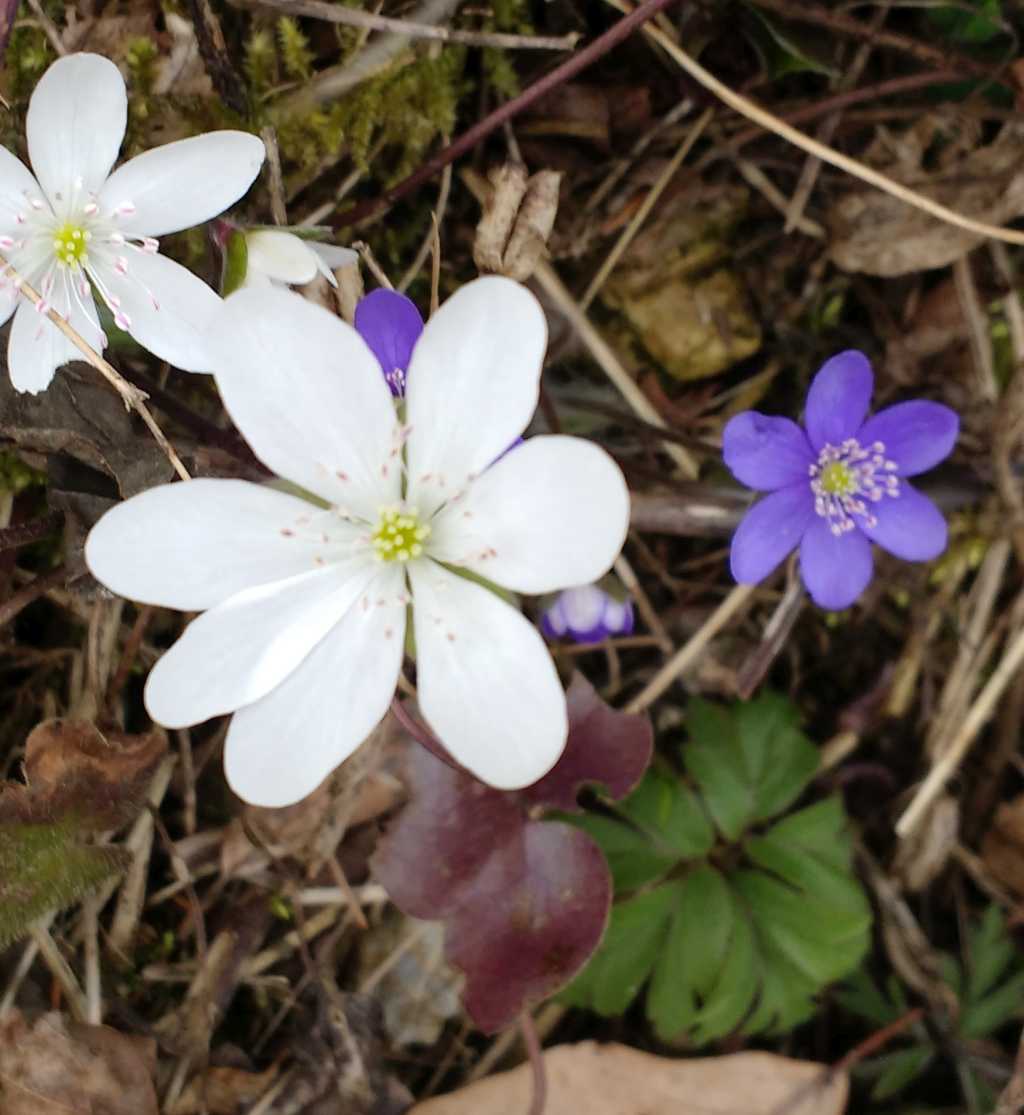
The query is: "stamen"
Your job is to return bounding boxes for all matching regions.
[808,436,900,535]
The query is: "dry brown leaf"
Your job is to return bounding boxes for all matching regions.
[168,1063,279,1115]
[410,1043,847,1115]
[474,163,561,282]
[0,719,167,831]
[829,122,1024,276]
[982,793,1024,896]
[0,1011,158,1115]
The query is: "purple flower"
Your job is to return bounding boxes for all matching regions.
[723,350,959,610]
[542,584,635,643]
[354,288,424,396]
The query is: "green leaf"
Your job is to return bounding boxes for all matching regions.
[569,813,676,892]
[742,934,819,1034]
[926,0,1004,45]
[566,885,678,1017]
[835,969,905,1027]
[685,733,752,843]
[648,867,733,1039]
[960,968,1024,1039]
[620,768,715,860]
[966,903,1015,1003]
[690,890,758,1043]
[741,6,838,78]
[870,1046,934,1101]
[0,822,128,948]
[684,693,818,839]
[733,869,871,986]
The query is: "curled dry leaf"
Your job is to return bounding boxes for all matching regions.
[474,162,561,282]
[982,792,1024,897]
[0,1010,158,1115]
[372,674,652,1033]
[168,1063,280,1115]
[828,122,1024,277]
[409,1043,848,1115]
[0,720,167,947]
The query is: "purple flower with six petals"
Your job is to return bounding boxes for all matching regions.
[723,350,959,610]
[354,288,424,396]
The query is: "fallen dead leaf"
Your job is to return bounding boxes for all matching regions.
[411,1044,847,1115]
[982,793,1024,896]
[168,1063,279,1115]
[829,121,1024,277]
[0,1010,158,1115]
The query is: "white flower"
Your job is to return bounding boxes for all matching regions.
[85,276,630,807]
[0,53,265,393]
[242,228,357,289]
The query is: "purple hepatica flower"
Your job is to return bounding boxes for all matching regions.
[542,584,635,643]
[354,288,424,396]
[723,350,959,611]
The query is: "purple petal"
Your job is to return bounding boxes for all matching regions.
[730,483,816,585]
[722,412,815,491]
[354,289,424,396]
[858,482,947,561]
[799,519,873,610]
[857,400,959,477]
[804,350,874,451]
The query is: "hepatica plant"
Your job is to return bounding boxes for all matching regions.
[86,277,630,807]
[724,351,959,609]
[0,53,265,392]
[565,692,872,1042]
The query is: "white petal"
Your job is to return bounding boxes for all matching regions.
[27,54,126,211]
[99,132,265,238]
[0,147,45,235]
[310,242,358,285]
[0,289,19,330]
[245,230,318,285]
[144,557,378,729]
[405,276,547,516]
[207,287,402,518]
[86,478,364,610]
[224,564,406,807]
[7,297,77,393]
[96,249,221,371]
[409,561,567,788]
[429,436,629,594]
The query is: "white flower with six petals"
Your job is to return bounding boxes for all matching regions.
[0,53,265,392]
[86,277,630,807]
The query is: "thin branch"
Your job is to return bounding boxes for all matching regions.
[897,609,1024,836]
[242,0,579,50]
[335,0,683,227]
[0,257,191,481]
[625,583,755,713]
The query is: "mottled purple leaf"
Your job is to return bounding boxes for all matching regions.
[523,673,653,811]
[371,674,652,1033]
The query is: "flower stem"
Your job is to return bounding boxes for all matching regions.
[520,1011,548,1115]
[389,695,465,774]
[0,256,191,482]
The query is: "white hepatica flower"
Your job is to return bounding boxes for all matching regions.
[242,228,358,289]
[0,53,265,393]
[85,276,630,807]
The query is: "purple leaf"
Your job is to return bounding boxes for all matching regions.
[523,673,652,811]
[371,673,652,1033]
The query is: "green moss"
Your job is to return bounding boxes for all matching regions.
[278,16,315,81]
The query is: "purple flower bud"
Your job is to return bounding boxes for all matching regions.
[354,289,424,396]
[722,350,960,611]
[541,584,635,644]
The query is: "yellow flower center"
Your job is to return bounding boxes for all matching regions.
[52,222,91,268]
[372,507,430,562]
[819,460,856,496]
